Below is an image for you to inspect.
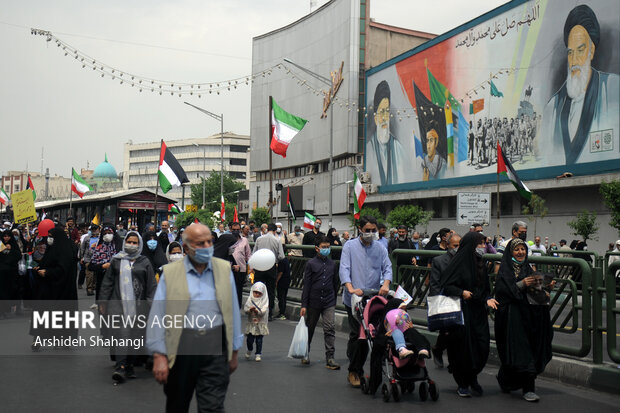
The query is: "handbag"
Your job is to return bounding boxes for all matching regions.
[287,316,309,359]
[427,294,464,332]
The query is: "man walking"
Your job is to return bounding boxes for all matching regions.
[339,216,391,387]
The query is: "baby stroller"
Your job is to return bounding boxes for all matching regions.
[353,290,438,403]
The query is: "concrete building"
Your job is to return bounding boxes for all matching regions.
[1,171,71,201]
[250,0,435,230]
[123,133,251,208]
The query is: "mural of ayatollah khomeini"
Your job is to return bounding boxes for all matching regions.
[542,4,619,165]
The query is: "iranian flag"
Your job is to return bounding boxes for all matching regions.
[497,144,532,200]
[26,175,36,201]
[71,168,93,198]
[0,188,9,206]
[158,141,189,193]
[353,171,367,219]
[270,97,308,158]
[303,212,316,230]
[220,195,226,222]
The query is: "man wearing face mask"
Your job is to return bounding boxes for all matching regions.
[275,222,286,246]
[253,223,285,319]
[287,225,303,257]
[429,232,461,368]
[427,228,451,268]
[339,215,392,387]
[388,225,420,267]
[302,218,323,258]
[147,223,243,412]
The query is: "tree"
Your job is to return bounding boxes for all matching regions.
[250,207,271,226]
[387,205,433,230]
[567,210,599,241]
[347,207,385,229]
[600,180,620,235]
[190,171,245,209]
[521,193,548,236]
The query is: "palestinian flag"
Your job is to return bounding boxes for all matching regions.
[26,175,36,201]
[220,195,226,222]
[270,97,308,158]
[286,187,296,223]
[0,188,9,206]
[168,204,181,214]
[71,168,93,198]
[498,144,531,200]
[158,141,189,193]
[353,171,366,219]
[303,212,316,230]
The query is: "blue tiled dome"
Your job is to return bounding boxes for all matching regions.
[93,154,118,179]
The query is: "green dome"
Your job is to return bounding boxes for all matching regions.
[93,154,118,179]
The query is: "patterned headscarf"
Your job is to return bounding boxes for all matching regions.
[509,238,527,278]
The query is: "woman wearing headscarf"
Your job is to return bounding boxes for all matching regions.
[326,228,342,260]
[494,238,554,402]
[141,231,167,276]
[100,231,157,383]
[90,226,117,301]
[439,231,498,397]
[165,241,184,263]
[0,229,22,317]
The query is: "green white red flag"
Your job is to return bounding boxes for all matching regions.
[0,188,9,206]
[497,144,532,200]
[353,171,367,219]
[303,212,316,230]
[220,195,226,222]
[270,97,308,158]
[71,168,93,198]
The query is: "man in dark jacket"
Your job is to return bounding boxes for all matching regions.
[388,225,420,267]
[429,232,460,368]
[299,235,340,370]
[302,218,323,258]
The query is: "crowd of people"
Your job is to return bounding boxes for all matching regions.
[0,213,618,411]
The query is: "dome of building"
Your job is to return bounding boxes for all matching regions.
[93,154,118,179]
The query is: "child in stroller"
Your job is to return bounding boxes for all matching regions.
[355,292,438,402]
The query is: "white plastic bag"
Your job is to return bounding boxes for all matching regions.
[287,316,308,359]
[18,258,26,276]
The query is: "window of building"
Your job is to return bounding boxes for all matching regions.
[14,184,20,191]
[229,158,247,166]
[231,172,246,180]
[229,145,248,153]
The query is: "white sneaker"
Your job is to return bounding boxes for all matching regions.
[255,354,262,362]
[245,351,252,360]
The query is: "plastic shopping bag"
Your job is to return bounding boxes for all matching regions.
[427,294,464,332]
[287,316,309,359]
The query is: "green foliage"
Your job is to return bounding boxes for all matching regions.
[190,171,245,209]
[348,207,385,229]
[387,205,433,230]
[600,180,620,235]
[521,193,548,235]
[567,210,600,241]
[173,206,234,230]
[250,207,271,226]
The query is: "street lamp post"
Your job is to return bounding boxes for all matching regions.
[185,102,224,210]
[283,58,337,228]
[192,143,206,209]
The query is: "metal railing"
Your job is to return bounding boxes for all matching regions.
[605,260,620,363]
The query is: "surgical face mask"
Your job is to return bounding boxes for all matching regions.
[146,240,158,251]
[518,233,527,241]
[103,234,114,243]
[169,253,184,262]
[361,231,377,243]
[88,230,92,236]
[436,236,441,244]
[276,228,282,234]
[314,223,321,230]
[475,247,486,257]
[449,247,458,255]
[191,246,214,264]
[319,247,331,257]
[295,231,301,235]
[124,244,139,254]
[14,235,19,241]
[47,237,54,246]
[511,256,525,264]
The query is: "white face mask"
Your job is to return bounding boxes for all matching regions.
[47,237,54,246]
[276,228,282,234]
[169,253,184,262]
[103,234,114,243]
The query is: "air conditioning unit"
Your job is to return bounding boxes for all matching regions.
[362,183,377,194]
[359,172,371,183]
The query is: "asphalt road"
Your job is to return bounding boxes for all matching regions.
[0,293,619,413]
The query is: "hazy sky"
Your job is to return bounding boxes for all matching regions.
[0,0,506,178]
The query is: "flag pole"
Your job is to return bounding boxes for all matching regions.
[496,144,501,241]
[268,96,274,218]
[69,168,74,217]
[154,139,162,228]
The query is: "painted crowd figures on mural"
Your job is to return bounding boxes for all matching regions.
[542,4,619,165]
[364,0,619,192]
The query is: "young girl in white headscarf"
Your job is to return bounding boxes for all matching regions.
[244,282,269,362]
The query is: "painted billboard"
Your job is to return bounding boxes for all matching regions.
[365,0,619,192]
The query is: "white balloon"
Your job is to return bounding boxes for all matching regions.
[248,248,276,271]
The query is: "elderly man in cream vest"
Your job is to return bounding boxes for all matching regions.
[147,223,243,413]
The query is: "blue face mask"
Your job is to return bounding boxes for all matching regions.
[511,257,525,264]
[193,246,214,264]
[319,247,331,257]
[146,240,158,251]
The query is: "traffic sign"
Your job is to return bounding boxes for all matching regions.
[457,192,491,225]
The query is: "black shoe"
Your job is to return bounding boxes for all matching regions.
[432,347,444,368]
[125,365,136,379]
[470,381,483,396]
[112,366,126,383]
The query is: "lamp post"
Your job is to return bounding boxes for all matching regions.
[192,143,206,209]
[283,58,336,228]
[185,102,224,209]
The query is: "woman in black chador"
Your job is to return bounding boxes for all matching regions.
[494,238,554,402]
[439,231,498,397]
